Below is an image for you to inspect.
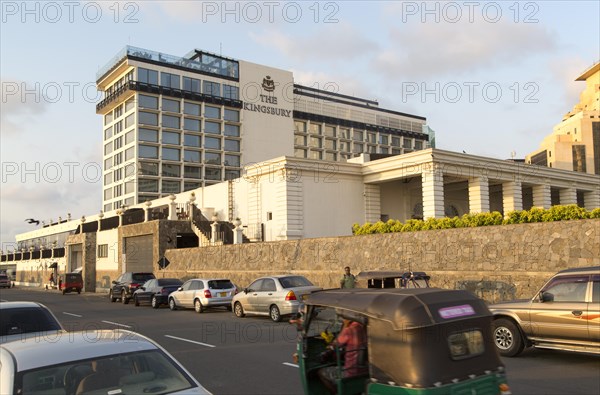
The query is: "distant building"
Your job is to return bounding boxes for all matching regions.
[96,46,432,212]
[526,61,600,174]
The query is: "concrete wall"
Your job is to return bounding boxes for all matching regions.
[161,219,599,303]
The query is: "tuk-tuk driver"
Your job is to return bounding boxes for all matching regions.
[318,318,367,391]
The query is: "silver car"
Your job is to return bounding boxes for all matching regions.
[169,278,237,313]
[232,275,322,322]
[489,266,599,357]
[0,329,212,394]
[0,301,65,344]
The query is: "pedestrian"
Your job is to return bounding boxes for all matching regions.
[49,272,55,286]
[340,266,356,289]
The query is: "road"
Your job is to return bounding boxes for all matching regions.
[1,288,599,395]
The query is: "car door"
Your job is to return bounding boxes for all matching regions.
[139,280,155,303]
[588,275,600,343]
[174,280,193,308]
[257,278,278,313]
[112,274,126,296]
[244,279,263,312]
[529,275,590,342]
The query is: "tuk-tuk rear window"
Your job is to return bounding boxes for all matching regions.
[447,330,485,360]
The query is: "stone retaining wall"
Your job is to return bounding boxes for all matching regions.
[161,219,599,303]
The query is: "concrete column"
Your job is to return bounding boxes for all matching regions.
[422,166,444,219]
[364,184,381,223]
[168,195,177,220]
[468,176,490,214]
[97,212,104,231]
[502,181,523,214]
[210,221,218,244]
[583,189,600,210]
[233,219,243,244]
[144,201,152,222]
[117,211,124,227]
[532,183,551,209]
[559,187,577,206]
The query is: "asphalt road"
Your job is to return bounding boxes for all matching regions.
[1,287,599,395]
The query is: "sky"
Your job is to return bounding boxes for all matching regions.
[1,0,599,249]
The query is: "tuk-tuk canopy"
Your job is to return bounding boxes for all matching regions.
[304,288,490,330]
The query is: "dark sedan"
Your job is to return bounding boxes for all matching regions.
[133,278,183,309]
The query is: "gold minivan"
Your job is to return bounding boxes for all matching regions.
[489,266,600,356]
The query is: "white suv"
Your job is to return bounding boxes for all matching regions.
[168,278,237,313]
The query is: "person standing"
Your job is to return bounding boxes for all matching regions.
[340,266,356,289]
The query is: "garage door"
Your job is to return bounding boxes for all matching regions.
[124,235,153,272]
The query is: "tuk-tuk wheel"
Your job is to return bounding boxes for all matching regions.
[269,305,281,322]
[234,302,245,318]
[493,318,524,357]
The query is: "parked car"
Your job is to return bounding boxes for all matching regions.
[59,272,84,294]
[489,265,600,357]
[0,329,212,395]
[133,278,183,308]
[356,270,431,289]
[109,272,156,304]
[0,273,10,288]
[169,278,237,313]
[0,301,65,344]
[232,275,322,322]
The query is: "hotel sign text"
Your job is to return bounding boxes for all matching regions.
[243,94,291,118]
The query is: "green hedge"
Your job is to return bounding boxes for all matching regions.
[352,205,599,235]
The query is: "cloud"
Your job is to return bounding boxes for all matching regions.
[372,21,556,79]
[250,23,379,64]
[0,79,49,136]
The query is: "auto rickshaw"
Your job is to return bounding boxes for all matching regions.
[297,288,511,395]
[356,270,431,289]
[59,272,83,294]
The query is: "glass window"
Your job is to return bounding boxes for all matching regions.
[125,130,134,144]
[294,148,307,158]
[310,136,322,148]
[205,167,221,180]
[184,134,201,147]
[205,121,221,134]
[403,138,412,149]
[138,68,158,85]
[295,135,307,146]
[448,330,485,360]
[204,81,221,97]
[125,97,135,112]
[162,147,180,161]
[139,162,158,176]
[184,181,202,191]
[184,102,201,116]
[162,131,180,145]
[183,77,201,93]
[104,113,113,125]
[184,165,201,179]
[104,172,112,185]
[125,181,135,194]
[125,147,135,161]
[184,150,201,163]
[113,137,123,150]
[224,154,240,167]
[224,139,239,152]
[139,145,158,159]
[542,276,589,302]
[391,136,401,147]
[139,111,158,126]
[104,188,112,200]
[184,118,201,132]
[324,139,336,150]
[114,120,123,134]
[224,109,239,122]
[415,140,423,150]
[162,98,180,113]
[225,169,240,180]
[205,152,221,165]
[139,94,158,109]
[113,152,123,166]
[104,126,112,140]
[294,121,306,133]
[113,184,122,197]
[124,163,136,177]
[223,85,239,100]
[139,179,159,192]
[114,168,122,181]
[367,133,376,143]
[340,128,350,139]
[379,146,389,154]
[353,130,363,141]
[104,142,113,155]
[309,124,321,135]
[325,125,336,137]
[353,143,363,153]
[139,128,158,142]
[379,134,389,145]
[224,124,240,137]
[205,137,221,150]
[205,106,221,119]
[163,115,180,129]
[592,277,599,303]
[124,114,135,128]
[162,163,180,177]
[162,180,180,194]
[161,72,180,89]
[310,150,322,160]
[325,152,337,161]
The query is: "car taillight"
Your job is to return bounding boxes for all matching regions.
[234,286,239,294]
[204,290,212,298]
[499,383,512,395]
[131,283,139,289]
[285,291,297,301]
[161,288,169,295]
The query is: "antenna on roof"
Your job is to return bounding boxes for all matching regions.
[510,150,516,160]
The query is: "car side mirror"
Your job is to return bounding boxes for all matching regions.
[540,291,554,303]
[244,288,249,294]
[139,286,145,291]
[177,287,183,291]
[112,280,117,285]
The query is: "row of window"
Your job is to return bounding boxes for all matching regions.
[137,112,240,135]
[294,147,408,161]
[294,135,422,150]
[137,67,239,99]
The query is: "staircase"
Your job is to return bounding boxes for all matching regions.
[189,206,213,246]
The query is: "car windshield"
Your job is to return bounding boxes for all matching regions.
[0,307,62,336]
[133,273,155,282]
[280,276,313,288]
[158,279,183,286]
[208,280,234,289]
[16,350,196,395]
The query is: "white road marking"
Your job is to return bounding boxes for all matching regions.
[164,335,216,348]
[63,312,83,317]
[282,362,298,368]
[101,320,133,328]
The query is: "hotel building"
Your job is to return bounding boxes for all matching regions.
[96,46,432,212]
[526,61,600,174]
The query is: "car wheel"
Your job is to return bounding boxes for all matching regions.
[194,299,203,313]
[77,289,81,294]
[109,290,116,303]
[270,305,281,322]
[121,290,129,304]
[134,296,140,306]
[234,302,245,318]
[62,289,66,295]
[169,298,177,311]
[152,296,160,309]
[493,318,525,357]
